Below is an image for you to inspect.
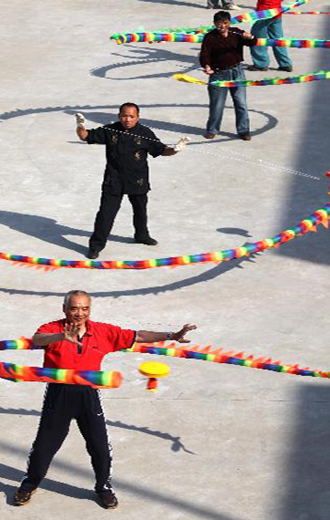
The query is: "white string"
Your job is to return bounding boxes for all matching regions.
[85,122,320,182]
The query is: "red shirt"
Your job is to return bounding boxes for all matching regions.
[36,319,136,370]
[256,0,282,18]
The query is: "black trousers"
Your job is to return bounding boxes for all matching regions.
[20,384,113,493]
[89,190,149,252]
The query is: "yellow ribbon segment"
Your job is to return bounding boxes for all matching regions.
[173,73,207,86]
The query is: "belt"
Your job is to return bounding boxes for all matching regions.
[214,63,241,73]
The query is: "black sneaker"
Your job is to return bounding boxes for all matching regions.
[97,490,118,509]
[278,66,293,72]
[86,249,99,259]
[135,236,158,246]
[13,488,37,506]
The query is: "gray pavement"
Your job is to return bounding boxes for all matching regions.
[0,0,330,518]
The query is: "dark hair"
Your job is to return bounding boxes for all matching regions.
[213,11,231,24]
[119,102,140,115]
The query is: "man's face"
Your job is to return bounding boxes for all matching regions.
[215,19,230,35]
[119,106,139,130]
[63,294,91,327]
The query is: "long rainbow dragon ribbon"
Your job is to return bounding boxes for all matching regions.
[109,0,309,44]
[1,338,330,382]
[0,196,328,270]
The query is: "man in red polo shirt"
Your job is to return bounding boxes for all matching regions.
[14,290,196,509]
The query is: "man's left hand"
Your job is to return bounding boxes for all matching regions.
[172,323,197,343]
[174,136,191,152]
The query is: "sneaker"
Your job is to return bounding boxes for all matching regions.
[97,490,118,509]
[13,488,37,506]
[238,133,251,141]
[86,249,99,259]
[204,132,216,139]
[278,66,293,72]
[247,65,268,71]
[135,236,158,246]
[226,3,241,9]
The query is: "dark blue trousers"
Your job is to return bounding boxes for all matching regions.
[20,384,113,493]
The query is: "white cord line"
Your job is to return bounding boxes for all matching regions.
[153,127,321,182]
[187,143,321,181]
[84,120,321,182]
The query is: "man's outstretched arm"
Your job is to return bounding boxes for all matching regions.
[135,323,197,344]
[32,322,82,346]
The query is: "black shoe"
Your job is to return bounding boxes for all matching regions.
[97,490,118,509]
[247,65,268,71]
[238,133,251,141]
[135,236,158,246]
[278,66,293,72]
[13,488,37,506]
[86,249,99,259]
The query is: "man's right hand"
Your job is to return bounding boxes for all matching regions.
[203,65,214,75]
[63,322,81,344]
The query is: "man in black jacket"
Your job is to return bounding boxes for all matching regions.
[76,103,188,259]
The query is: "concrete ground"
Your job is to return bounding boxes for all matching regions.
[1,0,330,518]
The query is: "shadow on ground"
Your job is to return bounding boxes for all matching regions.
[276,15,330,266]
[0,102,277,141]
[0,439,240,519]
[137,0,206,8]
[269,382,330,519]
[0,253,260,298]
[0,407,195,454]
[91,45,200,81]
[2,383,330,518]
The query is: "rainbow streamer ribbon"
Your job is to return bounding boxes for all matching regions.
[124,342,330,379]
[0,363,122,388]
[1,338,330,382]
[111,29,330,46]
[287,11,330,14]
[0,196,328,270]
[173,70,330,88]
[0,337,36,350]
[257,37,330,48]
[0,338,122,388]
[110,0,308,43]
[127,343,330,380]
